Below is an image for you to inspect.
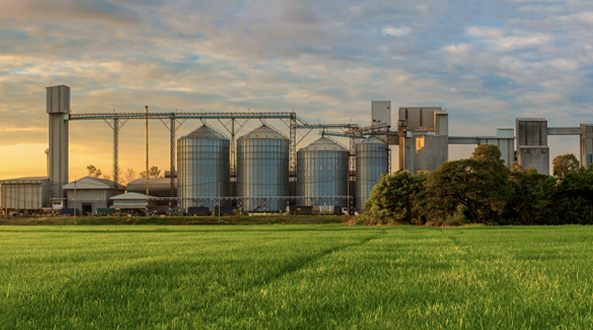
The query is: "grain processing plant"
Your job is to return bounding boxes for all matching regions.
[2,85,593,216]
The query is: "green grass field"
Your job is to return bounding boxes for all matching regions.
[1,225,593,329]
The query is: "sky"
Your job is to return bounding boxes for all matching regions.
[1,0,593,181]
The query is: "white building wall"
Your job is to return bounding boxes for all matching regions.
[371,101,391,127]
[66,189,125,213]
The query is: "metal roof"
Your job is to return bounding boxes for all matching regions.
[111,192,156,200]
[179,125,228,140]
[299,137,348,152]
[0,176,49,184]
[360,136,385,144]
[63,177,126,190]
[516,118,547,122]
[239,124,288,140]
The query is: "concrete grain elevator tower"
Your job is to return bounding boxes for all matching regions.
[46,85,70,200]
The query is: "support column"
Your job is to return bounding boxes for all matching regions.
[170,116,176,198]
[231,119,236,171]
[581,124,593,168]
[289,113,297,174]
[104,118,128,183]
[114,118,119,183]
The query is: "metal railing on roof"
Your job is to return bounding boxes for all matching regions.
[68,112,296,121]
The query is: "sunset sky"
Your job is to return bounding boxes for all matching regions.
[1,0,592,181]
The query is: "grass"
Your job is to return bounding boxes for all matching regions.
[1,225,593,329]
[0,215,344,226]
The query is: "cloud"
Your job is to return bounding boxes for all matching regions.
[1,0,593,178]
[0,0,141,24]
[466,25,552,51]
[381,26,411,37]
[466,26,503,39]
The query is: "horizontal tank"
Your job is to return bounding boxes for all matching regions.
[127,178,177,197]
[297,137,349,207]
[177,125,230,210]
[237,125,289,212]
[356,136,388,211]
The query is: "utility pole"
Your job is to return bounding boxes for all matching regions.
[398,119,407,171]
[73,177,77,225]
[347,174,350,215]
[145,105,149,196]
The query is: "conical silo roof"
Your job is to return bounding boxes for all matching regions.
[240,124,287,139]
[179,125,228,140]
[359,136,385,144]
[300,137,348,152]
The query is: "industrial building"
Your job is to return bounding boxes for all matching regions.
[397,107,449,174]
[515,119,593,174]
[63,177,125,215]
[2,84,593,216]
[0,177,51,215]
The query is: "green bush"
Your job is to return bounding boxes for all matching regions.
[364,170,426,224]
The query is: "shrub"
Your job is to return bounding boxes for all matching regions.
[364,170,426,224]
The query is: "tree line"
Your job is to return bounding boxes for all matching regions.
[85,164,163,185]
[362,144,593,226]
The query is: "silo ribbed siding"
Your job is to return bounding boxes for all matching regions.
[355,137,388,211]
[297,137,349,207]
[177,126,229,211]
[237,125,289,212]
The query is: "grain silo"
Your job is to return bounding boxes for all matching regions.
[355,136,388,211]
[297,137,349,207]
[177,125,230,211]
[236,124,289,212]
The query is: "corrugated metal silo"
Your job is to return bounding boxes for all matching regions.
[355,136,388,211]
[177,125,230,211]
[237,124,289,212]
[297,137,349,207]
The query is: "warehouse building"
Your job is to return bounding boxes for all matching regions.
[63,177,125,215]
[0,177,50,215]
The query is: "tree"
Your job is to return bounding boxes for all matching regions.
[87,164,102,178]
[419,145,513,224]
[556,169,593,224]
[506,170,558,225]
[365,170,426,224]
[553,153,580,178]
[472,144,505,167]
[510,161,523,173]
[122,168,136,185]
[140,166,162,178]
